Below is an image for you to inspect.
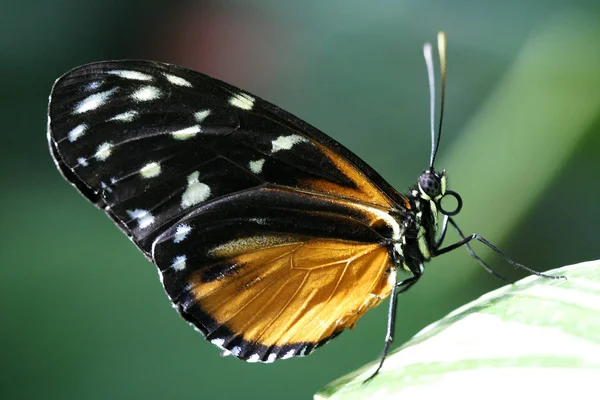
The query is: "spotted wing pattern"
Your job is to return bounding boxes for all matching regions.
[48,60,408,362]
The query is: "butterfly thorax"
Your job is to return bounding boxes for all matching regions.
[393,169,448,275]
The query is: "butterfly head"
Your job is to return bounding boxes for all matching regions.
[402,168,463,266]
[416,168,462,216]
[418,169,446,202]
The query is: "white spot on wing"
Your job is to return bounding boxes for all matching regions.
[229,92,255,110]
[266,353,277,363]
[139,162,161,178]
[211,338,225,349]
[194,109,211,122]
[271,134,309,153]
[171,125,201,140]
[299,346,309,356]
[281,349,296,360]
[132,86,161,102]
[68,124,87,142]
[231,346,242,356]
[127,209,155,229]
[181,171,211,208]
[86,81,102,91]
[109,110,138,122]
[171,255,186,271]
[74,88,117,114]
[77,157,88,167]
[173,224,192,243]
[100,181,113,193]
[247,354,261,363]
[107,70,153,81]
[248,159,265,174]
[163,73,192,87]
[94,142,113,161]
[249,218,267,225]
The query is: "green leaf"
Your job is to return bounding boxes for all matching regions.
[316,261,600,400]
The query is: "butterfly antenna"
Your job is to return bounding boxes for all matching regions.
[436,32,447,168]
[423,42,436,168]
[424,32,447,169]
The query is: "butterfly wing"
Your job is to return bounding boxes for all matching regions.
[48,60,409,361]
[153,185,399,361]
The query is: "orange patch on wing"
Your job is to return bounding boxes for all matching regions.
[299,144,396,208]
[187,239,393,347]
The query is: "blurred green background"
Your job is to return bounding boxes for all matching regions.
[2,1,599,399]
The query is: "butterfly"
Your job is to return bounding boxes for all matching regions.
[47,32,559,379]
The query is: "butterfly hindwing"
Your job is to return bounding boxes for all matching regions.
[48,60,408,361]
[154,187,397,361]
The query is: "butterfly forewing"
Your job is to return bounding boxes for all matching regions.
[48,60,409,362]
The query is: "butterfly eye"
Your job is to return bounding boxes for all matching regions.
[418,170,442,200]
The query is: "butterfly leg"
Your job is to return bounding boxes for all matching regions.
[434,214,449,249]
[436,216,510,282]
[434,217,564,280]
[363,271,422,383]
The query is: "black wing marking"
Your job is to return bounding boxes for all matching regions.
[48,61,407,256]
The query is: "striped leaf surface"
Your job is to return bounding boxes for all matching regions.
[316,261,600,400]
